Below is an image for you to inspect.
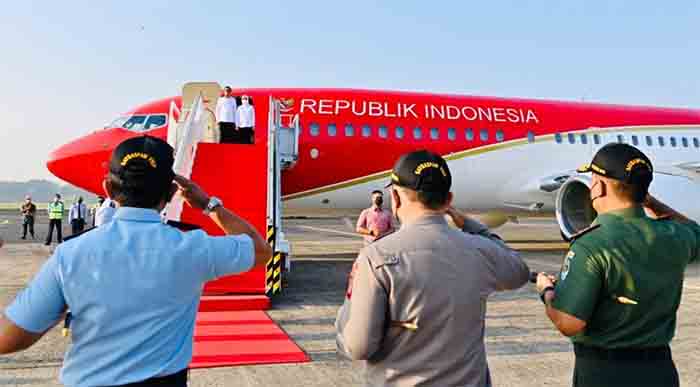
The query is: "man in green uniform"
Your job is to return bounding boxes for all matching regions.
[536,143,699,387]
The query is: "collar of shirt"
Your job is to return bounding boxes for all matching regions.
[595,206,646,225]
[403,213,447,228]
[113,207,163,223]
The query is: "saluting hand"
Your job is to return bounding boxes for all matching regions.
[173,175,210,211]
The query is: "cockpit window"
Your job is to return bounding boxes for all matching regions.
[144,115,167,129]
[122,115,147,130]
[107,116,129,129]
[119,114,167,132]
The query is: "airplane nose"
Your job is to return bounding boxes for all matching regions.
[47,129,129,194]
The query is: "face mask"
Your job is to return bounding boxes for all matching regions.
[242,99,249,105]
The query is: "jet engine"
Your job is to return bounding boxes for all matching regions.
[555,172,700,240]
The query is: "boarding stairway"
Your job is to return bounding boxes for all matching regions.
[166,82,299,302]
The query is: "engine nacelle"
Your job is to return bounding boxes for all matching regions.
[556,172,700,240]
[555,175,596,240]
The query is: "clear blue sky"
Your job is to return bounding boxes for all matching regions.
[1,1,699,181]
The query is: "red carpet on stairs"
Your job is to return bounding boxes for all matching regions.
[190,310,310,369]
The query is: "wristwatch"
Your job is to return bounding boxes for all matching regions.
[204,197,223,215]
[540,286,555,305]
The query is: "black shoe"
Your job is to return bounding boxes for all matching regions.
[44,242,50,246]
[21,236,26,240]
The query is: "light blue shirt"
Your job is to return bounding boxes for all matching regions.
[5,207,254,387]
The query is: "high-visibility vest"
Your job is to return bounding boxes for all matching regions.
[48,202,64,220]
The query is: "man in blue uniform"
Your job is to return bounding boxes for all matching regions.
[0,135,271,387]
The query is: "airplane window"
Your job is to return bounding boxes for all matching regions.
[344,124,354,137]
[395,126,404,139]
[658,136,665,147]
[682,137,689,147]
[466,128,474,141]
[413,127,422,139]
[568,133,575,144]
[593,134,601,145]
[379,125,388,138]
[328,123,337,137]
[310,123,320,136]
[430,127,439,140]
[480,129,489,141]
[362,125,371,137]
[670,137,677,147]
[448,128,456,141]
[631,135,639,146]
[122,115,147,131]
[496,130,505,142]
[646,136,653,146]
[107,116,129,129]
[617,134,625,143]
[143,115,166,130]
[580,134,588,144]
[527,131,535,143]
[694,138,700,148]
[555,133,562,143]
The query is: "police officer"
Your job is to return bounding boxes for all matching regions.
[536,143,699,387]
[45,193,64,245]
[335,150,530,387]
[0,136,272,387]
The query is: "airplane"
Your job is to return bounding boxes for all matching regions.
[47,87,700,241]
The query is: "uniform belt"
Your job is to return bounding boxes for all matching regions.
[108,369,188,387]
[574,343,671,361]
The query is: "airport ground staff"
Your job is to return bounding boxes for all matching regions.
[45,193,64,245]
[356,190,394,245]
[0,135,272,387]
[336,150,530,387]
[68,197,87,235]
[20,195,36,240]
[216,85,238,143]
[536,143,700,387]
[235,95,255,144]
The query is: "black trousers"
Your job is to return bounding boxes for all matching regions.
[46,219,63,244]
[110,369,188,387]
[219,122,238,143]
[573,344,679,387]
[22,216,35,238]
[71,219,85,234]
[238,126,254,144]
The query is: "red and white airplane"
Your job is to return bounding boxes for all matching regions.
[47,88,700,239]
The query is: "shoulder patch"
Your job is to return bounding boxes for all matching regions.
[569,224,601,245]
[560,250,575,281]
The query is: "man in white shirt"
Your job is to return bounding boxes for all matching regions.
[236,95,255,144]
[216,86,238,143]
[68,197,88,235]
[95,197,117,227]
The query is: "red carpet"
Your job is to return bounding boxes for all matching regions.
[190,310,310,369]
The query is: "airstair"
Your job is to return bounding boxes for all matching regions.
[166,82,299,302]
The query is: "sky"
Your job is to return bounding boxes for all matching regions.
[1,1,699,181]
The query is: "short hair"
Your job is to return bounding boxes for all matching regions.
[396,186,449,210]
[371,190,383,196]
[108,173,172,208]
[608,179,649,203]
[224,85,232,90]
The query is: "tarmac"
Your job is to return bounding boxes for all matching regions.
[0,210,698,386]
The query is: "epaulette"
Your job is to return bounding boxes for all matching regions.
[569,224,601,245]
[62,227,96,242]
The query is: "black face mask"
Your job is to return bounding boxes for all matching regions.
[374,197,383,206]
